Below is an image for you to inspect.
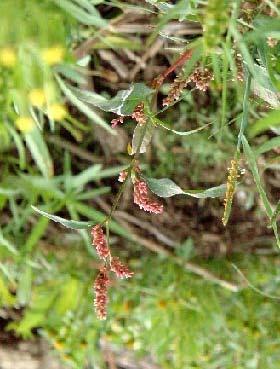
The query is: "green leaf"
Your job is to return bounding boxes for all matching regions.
[0,230,17,254]
[241,135,273,217]
[155,118,210,136]
[271,200,280,225]
[53,278,81,315]
[255,136,280,156]
[145,177,226,199]
[56,76,115,135]
[242,135,280,247]
[17,265,32,306]
[0,276,15,306]
[24,127,53,178]
[79,83,153,116]
[131,123,155,154]
[248,109,280,137]
[31,206,92,229]
[52,0,107,27]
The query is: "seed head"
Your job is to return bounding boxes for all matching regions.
[189,67,213,91]
[163,77,188,107]
[222,159,239,226]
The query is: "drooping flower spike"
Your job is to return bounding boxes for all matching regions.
[91,225,110,259]
[133,179,163,214]
[93,267,110,320]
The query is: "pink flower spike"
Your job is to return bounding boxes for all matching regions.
[94,268,110,320]
[111,116,124,128]
[133,179,163,214]
[110,257,134,279]
[91,225,110,259]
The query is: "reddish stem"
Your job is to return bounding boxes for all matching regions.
[152,49,193,89]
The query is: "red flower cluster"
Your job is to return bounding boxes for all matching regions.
[91,223,134,319]
[111,116,124,128]
[118,170,128,183]
[91,225,110,259]
[93,268,110,320]
[133,179,163,214]
[110,257,134,279]
[131,102,146,125]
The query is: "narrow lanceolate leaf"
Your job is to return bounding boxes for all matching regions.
[25,128,53,178]
[31,206,92,229]
[255,136,280,156]
[241,135,280,247]
[131,122,155,154]
[271,201,280,225]
[155,118,210,136]
[52,0,107,27]
[56,76,115,135]
[248,109,280,138]
[145,177,226,199]
[241,136,272,217]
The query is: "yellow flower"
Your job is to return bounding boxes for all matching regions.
[15,117,34,132]
[0,47,16,67]
[41,46,65,66]
[47,103,67,121]
[28,89,46,107]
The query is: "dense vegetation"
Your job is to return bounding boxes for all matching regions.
[0,1,280,368]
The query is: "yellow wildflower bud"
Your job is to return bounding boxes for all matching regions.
[0,47,16,67]
[47,103,67,121]
[41,46,65,66]
[15,117,34,132]
[28,89,46,107]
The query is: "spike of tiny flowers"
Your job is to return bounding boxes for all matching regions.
[118,170,128,183]
[163,77,188,107]
[131,102,147,125]
[111,116,124,128]
[189,67,213,91]
[93,267,110,320]
[133,179,163,214]
[222,159,239,226]
[110,257,134,279]
[91,225,110,259]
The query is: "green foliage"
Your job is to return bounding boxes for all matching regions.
[0,1,280,368]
